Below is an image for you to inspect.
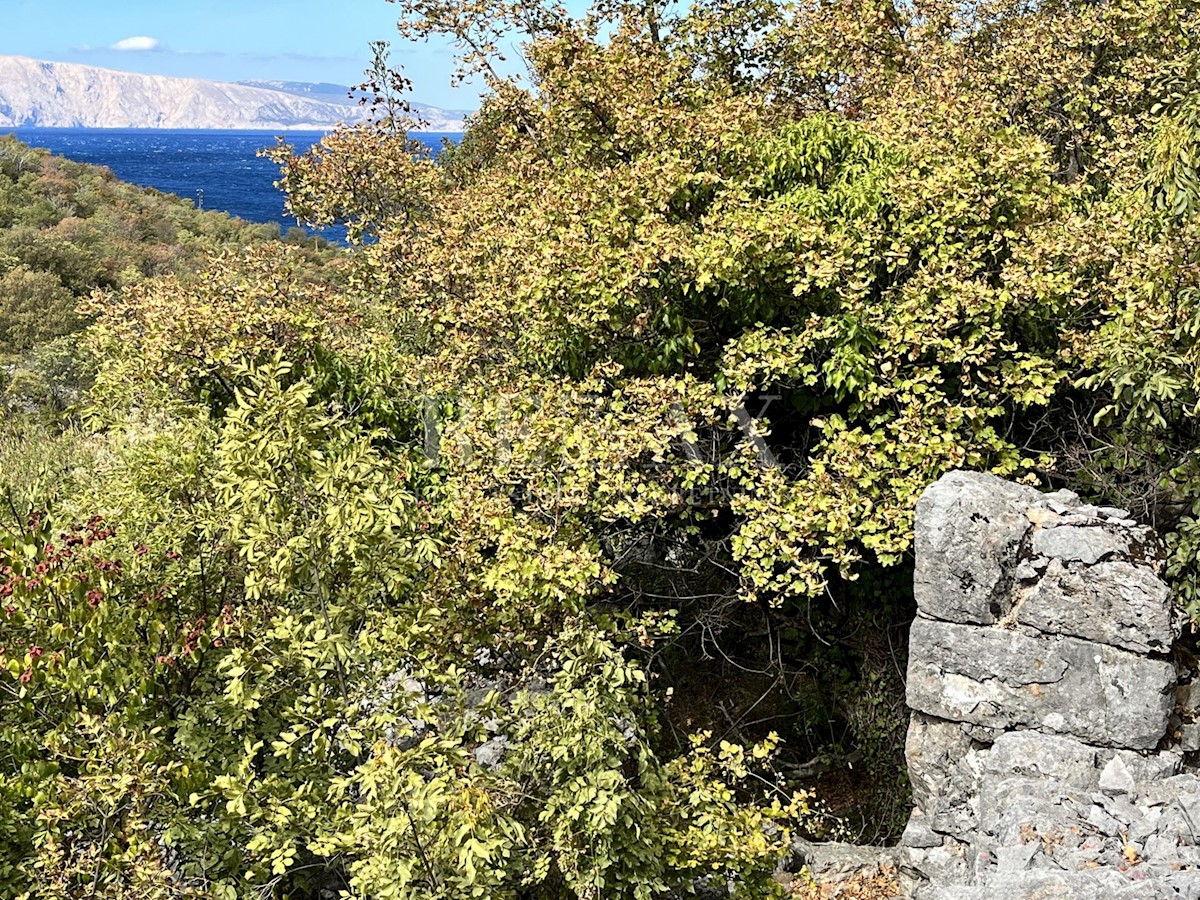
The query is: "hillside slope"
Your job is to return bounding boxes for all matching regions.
[0,135,338,412]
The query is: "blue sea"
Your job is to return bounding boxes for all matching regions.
[7,129,460,243]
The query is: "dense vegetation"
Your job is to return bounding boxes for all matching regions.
[0,136,333,413]
[3,0,1200,896]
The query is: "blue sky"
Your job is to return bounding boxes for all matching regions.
[0,0,479,109]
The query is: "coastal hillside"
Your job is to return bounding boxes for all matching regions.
[0,135,335,411]
[0,56,467,130]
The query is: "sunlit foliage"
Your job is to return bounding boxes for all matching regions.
[4,0,1200,895]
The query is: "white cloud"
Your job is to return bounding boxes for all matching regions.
[111,36,161,52]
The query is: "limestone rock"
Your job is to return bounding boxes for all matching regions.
[1019,559,1177,654]
[787,838,901,882]
[919,870,1200,899]
[903,836,973,896]
[0,55,469,131]
[902,809,945,850]
[474,735,509,769]
[1100,754,1137,796]
[1111,749,1183,783]
[906,617,1175,749]
[900,473,1190,898]
[913,472,1041,625]
[906,714,986,839]
[1031,523,1135,565]
[984,730,1102,786]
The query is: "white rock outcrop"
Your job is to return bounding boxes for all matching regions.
[0,56,467,131]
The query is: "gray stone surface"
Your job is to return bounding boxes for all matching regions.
[900,472,1195,899]
[984,730,1102,786]
[788,838,901,881]
[1100,753,1137,795]
[474,735,509,769]
[903,836,972,894]
[993,843,1038,871]
[913,472,1041,625]
[1019,559,1177,654]
[1031,522,1134,565]
[1112,749,1184,783]
[902,809,946,850]
[919,870,1200,899]
[906,714,985,838]
[906,617,1175,749]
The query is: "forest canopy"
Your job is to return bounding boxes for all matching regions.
[3,0,1200,896]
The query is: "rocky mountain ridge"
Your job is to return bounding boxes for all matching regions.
[0,56,467,131]
[236,78,472,130]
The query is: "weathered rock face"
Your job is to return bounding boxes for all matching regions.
[0,55,469,131]
[912,473,1043,626]
[902,472,1200,899]
[906,618,1175,748]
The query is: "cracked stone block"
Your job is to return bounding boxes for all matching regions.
[1093,791,1143,826]
[974,733,1102,846]
[1018,558,1177,654]
[903,473,1195,898]
[1131,807,1165,843]
[913,472,1042,625]
[906,713,987,838]
[786,839,900,882]
[1088,803,1125,836]
[903,809,946,849]
[1110,749,1184,783]
[985,731,1102,786]
[993,843,1039,872]
[1031,523,1137,565]
[1129,777,1200,812]
[981,788,1091,850]
[904,834,973,895]
[906,617,1175,749]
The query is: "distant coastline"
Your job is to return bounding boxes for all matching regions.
[0,56,471,131]
[7,127,463,135]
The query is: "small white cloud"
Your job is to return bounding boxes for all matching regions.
[111,36,160,52]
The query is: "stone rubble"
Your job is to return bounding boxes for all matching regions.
[371,650,547,770]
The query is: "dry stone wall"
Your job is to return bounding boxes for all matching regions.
[901,471,1200,899]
